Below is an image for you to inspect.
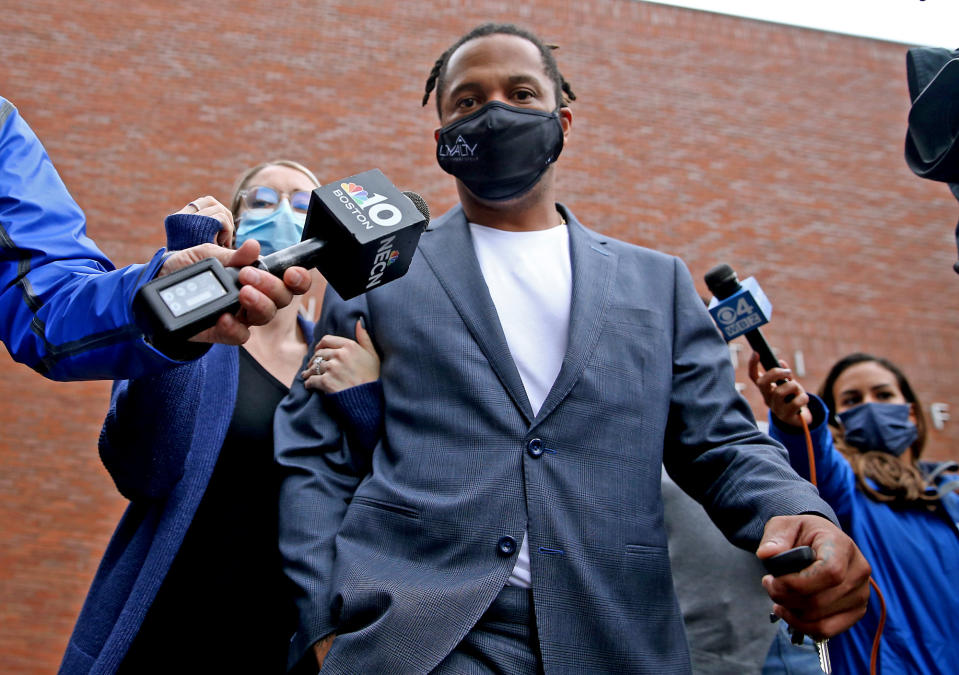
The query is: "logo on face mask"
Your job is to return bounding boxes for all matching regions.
[435,101,564,201]
[333,181,402,229]
[437,135,479,160]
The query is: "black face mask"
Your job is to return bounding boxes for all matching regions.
[436,101,564,201]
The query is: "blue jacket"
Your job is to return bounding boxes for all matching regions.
[58,214,313,674]
[0,97,194,380]
[768,396,959,675]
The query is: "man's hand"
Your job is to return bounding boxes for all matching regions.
[313,632,336,669]
[158,239,312,345]
[758,514,871,640]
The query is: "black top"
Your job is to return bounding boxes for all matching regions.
[120,348,295,673]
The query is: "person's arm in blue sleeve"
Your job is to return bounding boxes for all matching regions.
[323,380,383,456]
[0,98,311,381]
[300,318,383,457]
[99,360,207,501]
[274,285,371,669]
[97,212,229,501]
[748,353,857,523]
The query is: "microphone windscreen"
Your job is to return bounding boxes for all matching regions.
[403,191,431,225]
[704,264,739,299]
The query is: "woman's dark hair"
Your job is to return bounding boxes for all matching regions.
[818,352,934,505]
[422,22,576,113]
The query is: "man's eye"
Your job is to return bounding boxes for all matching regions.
[457,97,476,108]
[514,90,533,101]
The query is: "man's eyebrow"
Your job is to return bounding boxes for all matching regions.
[446,74,547,101]
[445,80,481,101]
[504,73,544,88]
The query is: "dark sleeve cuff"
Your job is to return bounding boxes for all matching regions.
[769,394,828,435]
[325,381,384,434]
[325,380,384,457]
[164,213,223,250]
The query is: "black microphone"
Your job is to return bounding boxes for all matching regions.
[135,169,430,343]
[703,263,780,372]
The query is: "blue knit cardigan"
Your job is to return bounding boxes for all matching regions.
[58,215,313,674]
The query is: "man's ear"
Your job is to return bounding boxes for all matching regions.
[559,107,572,142]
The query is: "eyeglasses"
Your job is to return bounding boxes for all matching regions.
[239,186,312,215]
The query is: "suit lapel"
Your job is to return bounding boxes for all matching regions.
[533,212,617,425]
[419,207,535,423]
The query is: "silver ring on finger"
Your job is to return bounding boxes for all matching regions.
[313,355,324,376]
[188,201,200,213]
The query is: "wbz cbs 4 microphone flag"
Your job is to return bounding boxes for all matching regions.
[706,276,773,342]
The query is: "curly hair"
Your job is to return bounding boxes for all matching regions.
[819,352,937,507]
[421,22,576,114]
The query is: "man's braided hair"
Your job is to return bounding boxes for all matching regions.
[422,22,576,115]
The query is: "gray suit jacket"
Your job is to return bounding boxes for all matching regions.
[274,204,834,674]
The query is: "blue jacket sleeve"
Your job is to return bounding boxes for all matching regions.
[0,98,200,380]
[767,394,857,524]
[99,360,206,501]
[96,213,229,502]
[324,379,384,457]
[274,284,372,666]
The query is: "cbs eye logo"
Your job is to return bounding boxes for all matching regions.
[715,297,756,325]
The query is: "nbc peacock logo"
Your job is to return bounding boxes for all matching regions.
[341,182,371,207]
[333,181,403,229]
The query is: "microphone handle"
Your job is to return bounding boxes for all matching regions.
[225,238,327,285]
[745,329,780,372]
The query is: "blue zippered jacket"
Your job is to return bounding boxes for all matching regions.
[768,395,959,675]
[0,96,193,380]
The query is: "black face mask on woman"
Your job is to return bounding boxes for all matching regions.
[436,101,564,201]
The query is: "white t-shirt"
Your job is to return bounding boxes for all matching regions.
[469,221,572,588]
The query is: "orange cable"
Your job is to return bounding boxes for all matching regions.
[798,412,886,675]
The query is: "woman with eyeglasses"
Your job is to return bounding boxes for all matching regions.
[750,352,959,675]
[58,160,324,674]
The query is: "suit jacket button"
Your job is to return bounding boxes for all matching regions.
[497,536,517,556]
[526,438,544,458]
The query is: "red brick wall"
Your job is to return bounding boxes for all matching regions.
[2,1,957,671]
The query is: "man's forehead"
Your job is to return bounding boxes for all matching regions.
[445,33,547,80]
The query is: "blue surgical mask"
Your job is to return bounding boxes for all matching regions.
[837,403,918,456]
[235,201,305,256]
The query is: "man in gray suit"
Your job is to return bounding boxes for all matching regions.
[275,23,871,674]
